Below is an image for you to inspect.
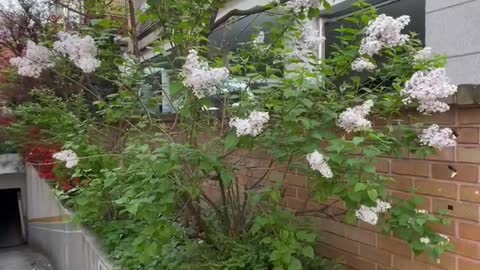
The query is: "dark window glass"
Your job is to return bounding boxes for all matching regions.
[208,11,280,52]
[324,0,426,56]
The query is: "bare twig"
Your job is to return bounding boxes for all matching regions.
[210,0,288,33]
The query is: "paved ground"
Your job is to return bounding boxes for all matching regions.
[0,245,53,270]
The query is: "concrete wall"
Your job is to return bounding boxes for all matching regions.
[26,166,114,270]
[426,0,480,84]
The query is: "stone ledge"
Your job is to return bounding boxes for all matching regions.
[447,84,480,105]
[0,154,24,174]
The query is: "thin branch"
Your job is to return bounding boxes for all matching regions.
[50,0,91,18]
[248,158,275,189]
[294,199,340,216]
[210,0,288,33]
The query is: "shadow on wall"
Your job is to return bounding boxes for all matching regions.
[0,188,24,248]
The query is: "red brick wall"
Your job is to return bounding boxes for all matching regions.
[205,105,480,270]
[286,105,480,270]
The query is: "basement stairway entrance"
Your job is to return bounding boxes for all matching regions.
[0,188,24,248]
[0,161,54,269]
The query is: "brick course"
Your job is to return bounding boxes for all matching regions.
[212,106,480,270]
[281,106,480,270]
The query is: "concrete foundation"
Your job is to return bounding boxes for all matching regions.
[24,165,114,270]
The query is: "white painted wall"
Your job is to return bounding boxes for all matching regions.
[426,0,480,84]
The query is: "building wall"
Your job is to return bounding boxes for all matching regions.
[306,102,480,270]
[218,0,480,85]
[132,1,480,268]
[209,99,480,270]
[425,0,480,85]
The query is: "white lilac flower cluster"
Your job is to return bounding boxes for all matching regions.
[291,25,325,64]
[285,0,319,13]
[182,49,230,99]
[420,237,431,245]
[301,26,325,51]
[337,100,374,133]
[419,124,457,150]
[414,47,434,63]
[401,68,457,113]
[10,32,101,78]
[439,233,450,244]
[351,57,376,72]
[306,150,333,178]
[229,111,269,137]
[420,233,450,248]
[359,14,410,56]
[415,209,428,214]
[253,31,265,45]
[0,103,12,115]
[355,199,391,225]
[53,32,101,73]
[53,150,79,168]
[10,41,55,78]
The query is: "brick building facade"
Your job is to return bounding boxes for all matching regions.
[209,1,480,269]
[133,0,480,268]
[208,89,480,269]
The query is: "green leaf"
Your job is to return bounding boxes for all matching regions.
[363,146,382,158]
[220,170,234,185]
[288,257,302,270]
[224,131,240,151]
[302,246,314,259]
[270,250,282,261]
[354,183,367,192]
[352,136,364,146]
[322,0,332,9]
[345,210,357,224]
[361,15,371,25]
[126,203,139,215]
[301,98,314,108]
[307,8,320,19]
[367,189,378,202]
[297,231,316,242]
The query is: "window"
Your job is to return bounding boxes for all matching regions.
[323,0,426,57]
[138,68,175,114]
